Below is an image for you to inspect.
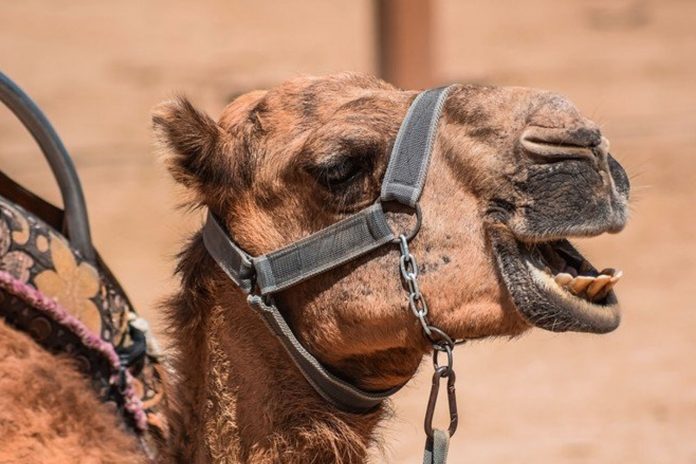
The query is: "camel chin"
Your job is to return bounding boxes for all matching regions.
[489,226,622,334]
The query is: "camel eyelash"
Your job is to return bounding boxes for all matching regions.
[312,147,375,184]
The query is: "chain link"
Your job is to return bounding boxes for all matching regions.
[398,235,431,330]
[398,234,457,349]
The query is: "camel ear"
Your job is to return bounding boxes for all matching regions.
[152,97,232,194]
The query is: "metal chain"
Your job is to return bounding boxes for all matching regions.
[398,234,432,337]
[397,234,460,440]
[398,235,457,350]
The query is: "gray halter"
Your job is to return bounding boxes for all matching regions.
[202,86,454,412]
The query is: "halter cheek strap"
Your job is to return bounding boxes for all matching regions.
[202,86,454,412]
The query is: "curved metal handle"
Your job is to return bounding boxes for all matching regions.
[0,70,95,263]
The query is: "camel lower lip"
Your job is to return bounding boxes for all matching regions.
[487,225,621,334]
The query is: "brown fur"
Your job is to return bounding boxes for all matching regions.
[153,73,535,463]
[1,72,622,463]
[0,319,146,464]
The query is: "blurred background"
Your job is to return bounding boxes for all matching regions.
[1,0,694,462]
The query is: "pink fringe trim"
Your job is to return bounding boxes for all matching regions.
[0,270,148,431]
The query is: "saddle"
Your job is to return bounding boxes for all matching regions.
[0,71,167,458]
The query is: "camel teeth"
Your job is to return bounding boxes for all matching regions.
[568,276,594,294]
[588,270,624,302]
[554,273,573,286]
[593,269,623,301]
[586,275,612,300]
[560,269,623,302]
[610,270,623,284]
[593,286,610,301]
[594,279,618,301]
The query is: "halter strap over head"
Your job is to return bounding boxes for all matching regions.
[203,85,454,412]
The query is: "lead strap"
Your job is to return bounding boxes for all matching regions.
[423,430,450,464]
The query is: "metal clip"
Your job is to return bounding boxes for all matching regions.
[424,366,458,438]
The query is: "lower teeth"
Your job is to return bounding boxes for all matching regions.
[553,268,622,302]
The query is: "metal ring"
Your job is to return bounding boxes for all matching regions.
[404,203,422,242]
[432,343,454,374]
[426,326,455,348]
[389,204,423,243]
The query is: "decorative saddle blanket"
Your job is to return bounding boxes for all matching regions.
[0,186,168,458]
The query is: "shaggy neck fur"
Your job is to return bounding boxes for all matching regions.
[162,236,409,464]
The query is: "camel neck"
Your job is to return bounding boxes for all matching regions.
[164,243,388,463]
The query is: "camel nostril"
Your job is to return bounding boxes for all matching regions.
[566,126,602,147]
[520,125,602,162]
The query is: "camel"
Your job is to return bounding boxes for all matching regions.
[0,73,630,463]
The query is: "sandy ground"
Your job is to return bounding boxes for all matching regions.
[1,1,695,462]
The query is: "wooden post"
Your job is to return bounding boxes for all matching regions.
[375,0,434,89]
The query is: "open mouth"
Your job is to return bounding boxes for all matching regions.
[488,226,622,334]
[524,240,622,305]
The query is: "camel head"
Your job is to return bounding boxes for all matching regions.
[154,73,629,390]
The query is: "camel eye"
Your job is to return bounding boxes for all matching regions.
[313,157,363,192]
